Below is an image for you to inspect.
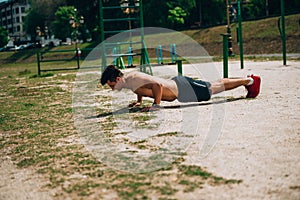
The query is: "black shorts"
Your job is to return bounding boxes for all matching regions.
[172,76,211,102]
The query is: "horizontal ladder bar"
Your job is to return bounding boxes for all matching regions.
[103,17,138,22]
[106,53,138,57]
[40,59,74,62]
[104,29,141,34]
[103,5,139,10]
[104,41,142,46]
[40,68,78,72]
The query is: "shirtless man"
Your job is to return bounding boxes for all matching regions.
[100,65,261,111]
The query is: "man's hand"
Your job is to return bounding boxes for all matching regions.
[140,103,161,112]
[128,102,141,107]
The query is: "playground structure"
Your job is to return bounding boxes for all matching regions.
[155,44,178,65]
[222,0,244,78]
[99,0,152,74]
[221,0,287,78]
[278,0,287,65]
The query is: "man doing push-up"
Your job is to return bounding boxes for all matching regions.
[100,65,261,111]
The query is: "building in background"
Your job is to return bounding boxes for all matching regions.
[0,0,30,43]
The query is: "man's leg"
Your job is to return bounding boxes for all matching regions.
[210,77,251,95]
[210,75,261,98]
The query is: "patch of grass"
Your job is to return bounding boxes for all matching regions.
[179,165,242,185]
[18,69,31,76]
[224,179,243,184]
[179,165,212,179]
[113,181,151,199]
[17,157,36,167]
[178,179,199,192]
[0,114,14,126]
[78,159,99,165]
[29,73,54,78]
[129,112,159,129]
[64,181,101,196]
[153,182,178,195]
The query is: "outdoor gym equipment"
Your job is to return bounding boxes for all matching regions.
[177,59,182,76]
[237,0,244,69]
[170,44,178,64]
[155,44,178,65]
[99,0,152,75]
[112,47,125,69]
[156,45,163,64]
[221,33,229,78]
[127,46,134,67]
[37,49,82,76]
[222,0,244,78]
[226,0,234,56]
[278,0,287,65]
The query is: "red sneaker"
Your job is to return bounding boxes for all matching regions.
[245,75,261,98]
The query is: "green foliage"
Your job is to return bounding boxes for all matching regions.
[247,0,266,18]
[24,9,46,39]
[52,6,76,41]
[168,6,187,26]
[16,0,300,42]
[24,0,66,39]
[0,26,8,47]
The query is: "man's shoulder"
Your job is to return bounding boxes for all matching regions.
[127,71,152,79]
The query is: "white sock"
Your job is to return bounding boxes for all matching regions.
[247,77,254,86]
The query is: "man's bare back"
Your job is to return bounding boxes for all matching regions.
[123,71,178,102]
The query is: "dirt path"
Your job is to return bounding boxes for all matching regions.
[0,156,54,200]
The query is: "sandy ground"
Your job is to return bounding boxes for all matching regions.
[0,156,54,200]
[1,60,299,199]
[182,60,300,200]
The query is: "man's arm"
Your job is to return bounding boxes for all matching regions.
[139,82,163,112]
[129,94,143,107]
[151,83,163,105]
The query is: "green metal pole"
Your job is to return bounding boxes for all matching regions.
[37,51,41,76]
[237,0,244,69]
[76,49,80,69]
[226,0,233,56]
[140,0,144,38]
[280,0,287,65]
[139,0,152,75]
[222,34,229,78]
[99,0,106,70]
[140,0,144,70]
[177,60,182,76]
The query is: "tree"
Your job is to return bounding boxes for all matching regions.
[24,9,46,41]
[167,6,187,29]
[52,6,76,41]
[0,26,8,47]
[143,0,196,29]
[65,0,98,41]
[24,0,67,40]
[28,0,67,23]
[167,0,196,29]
